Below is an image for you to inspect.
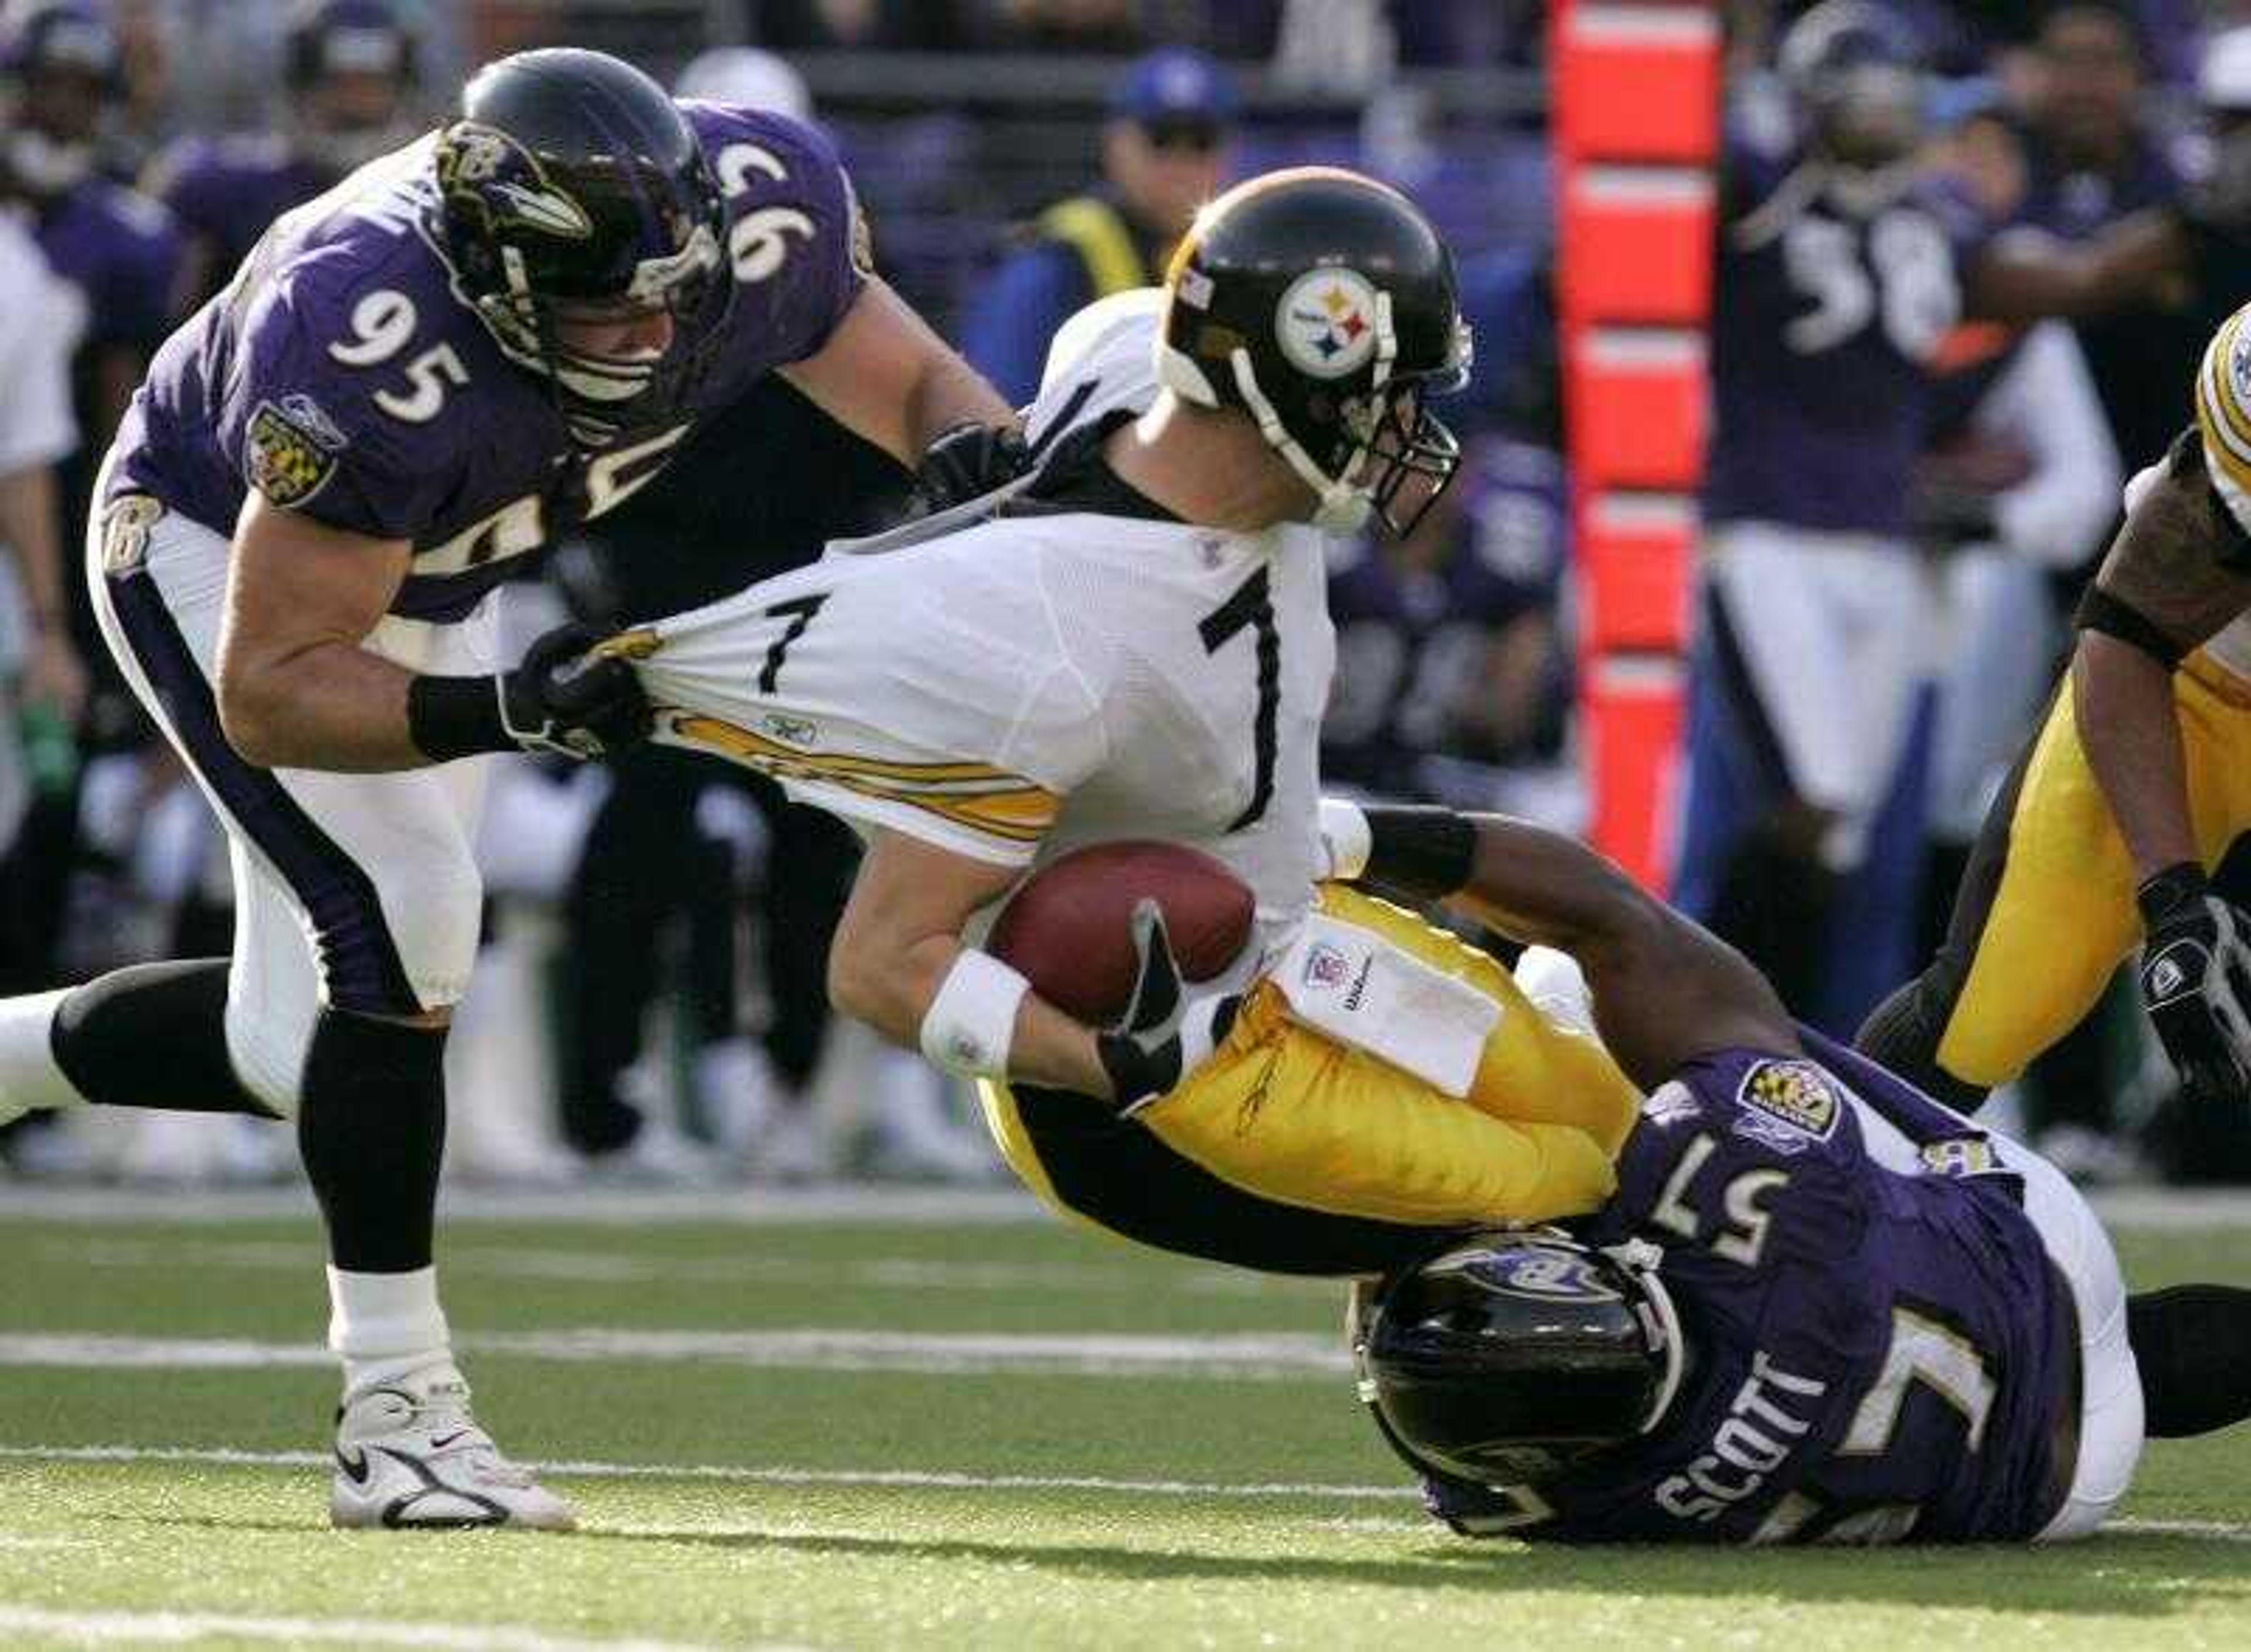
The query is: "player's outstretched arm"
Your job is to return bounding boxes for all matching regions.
[1965,209,2187,323]
[829,827,1115,1097]
[1325,803,1794,1088]
[217,500,651,773]
[2072,441,2251,880]
[780,277,1022,499]
[2072,443,2251,1100]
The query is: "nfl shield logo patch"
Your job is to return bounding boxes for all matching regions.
[1301,942,1351,991]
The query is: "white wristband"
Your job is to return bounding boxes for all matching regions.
[919,949,1032,1079]
[1318,796,1373,882]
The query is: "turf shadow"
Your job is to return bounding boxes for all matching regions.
[553,1521,2251,1617]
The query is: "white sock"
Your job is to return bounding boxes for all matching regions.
[327,1265,455,1399]
[0,988,90,1127]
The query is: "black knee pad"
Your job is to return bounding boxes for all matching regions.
[50,958,277,1117]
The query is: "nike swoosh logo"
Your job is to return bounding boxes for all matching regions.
[335,1446,372,1486]
[427,1431,472,1450]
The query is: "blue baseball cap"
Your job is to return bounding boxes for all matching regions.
[1108,47,1239,129]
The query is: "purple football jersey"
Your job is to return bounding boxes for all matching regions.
[29,178,185,351]
[1703,137,1989,537]
[1432,1031,2078,1545]
[1324,440,1568,794]
[147,134,337,304]
[112,103,865,623]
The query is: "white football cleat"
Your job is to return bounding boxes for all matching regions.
[331,1371,576,1531]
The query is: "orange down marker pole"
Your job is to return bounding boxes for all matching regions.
[1550,0,1720,889]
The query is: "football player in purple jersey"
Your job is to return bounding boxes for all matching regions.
[1680,1,2192,1022]
[146,0,425,308]
[0,46,1021,1530]
[0,0,181,629]
[1326,801,2251,1544]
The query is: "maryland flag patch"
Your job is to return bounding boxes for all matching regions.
[1736,1059,1842,1144]
[243,397,344,508]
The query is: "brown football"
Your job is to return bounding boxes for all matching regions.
[987,841,1256,1022]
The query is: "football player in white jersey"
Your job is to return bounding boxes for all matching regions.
[596,168,1649,1275]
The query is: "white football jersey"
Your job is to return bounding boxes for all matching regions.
[624,290,1334,967]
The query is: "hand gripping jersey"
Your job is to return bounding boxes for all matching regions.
[1705,132,1987,538]
[109,102,867,623]
[1430,1029,2082,1545]
[621,289,1332,970]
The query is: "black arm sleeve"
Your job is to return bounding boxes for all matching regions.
[1361,806,1479,905]
[2074,585,2185,670]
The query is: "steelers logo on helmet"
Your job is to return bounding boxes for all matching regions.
[2229,322,2251,411]
[1276,267,1382,380]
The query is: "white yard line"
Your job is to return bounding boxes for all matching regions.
[0,1605,753,1651]
[44,1238,1312,1300]
[8,1181,2251,1229]
[0,1442,1413,1502]
[2109,1517,2251,1542]
[0,1184,1047,1226]
[0,1328,1351,1381]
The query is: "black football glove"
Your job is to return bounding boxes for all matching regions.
[1094,900,1240,1116]
[914,420,1031,512]
[501,621,653,760]
[2138,862,2251,1106]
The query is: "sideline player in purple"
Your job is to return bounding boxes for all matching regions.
[0,46,1022,1529]
[147,0,425,311]
[1329,803,2251,1543]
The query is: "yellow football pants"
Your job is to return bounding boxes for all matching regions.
[978,883,1643,1276]
[1897,653,2251,1091]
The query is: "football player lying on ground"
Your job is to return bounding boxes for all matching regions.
[1340,805,2251,1545]
[584,168,1648,1276]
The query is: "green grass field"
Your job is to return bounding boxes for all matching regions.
[3,1187,2250,1651]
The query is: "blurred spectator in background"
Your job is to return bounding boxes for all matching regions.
[972,0,1146,55]
[1321,437,1572,818]
[744,0,965,53]
[145,0,421,307]
[2010,1,2198,484]
[1321,239,1574,825]
[547,47,988,1183]
[0,0,166,1025]
[959,46,1233,404]
[0,204,83,1061]
[1733,0,2205,89]
[2,0,181,586]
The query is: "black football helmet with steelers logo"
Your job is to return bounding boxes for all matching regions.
[1158,166,1470,535]
[430,47,728,443]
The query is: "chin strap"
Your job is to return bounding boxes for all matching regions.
[1169,289,1406,533]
